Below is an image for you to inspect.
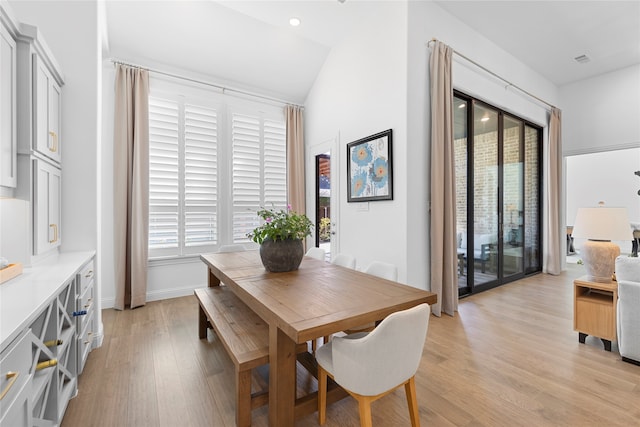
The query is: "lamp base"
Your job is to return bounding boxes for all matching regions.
[581,240,620,283]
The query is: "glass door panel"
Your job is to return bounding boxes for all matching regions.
[503,116,524,278]
[315,153,331,260]
[454,91,542,296]
[524,125,541,272]
[473,104,499,287]
[454,96,469,294]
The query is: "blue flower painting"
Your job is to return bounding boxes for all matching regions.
[347,130,393,202]
[370,157,388,188]
[351,170,368,197]
[351,143,372,166]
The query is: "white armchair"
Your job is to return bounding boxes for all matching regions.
[316,303,430,427]
[615,256,640,365]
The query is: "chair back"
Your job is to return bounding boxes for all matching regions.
[332,253,356,269]
[306,247,326,261]
[364,261,397,281]
[332,303,430,396]
[218,244,245,253]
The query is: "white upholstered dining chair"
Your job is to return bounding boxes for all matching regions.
[363,261,397,281]
[305,246,326,261]
[343,261,399,335]
[331,253,356,269]
[316,303,430,427]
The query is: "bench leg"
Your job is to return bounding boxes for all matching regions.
[236,369,252,427]
[198,305,207,339]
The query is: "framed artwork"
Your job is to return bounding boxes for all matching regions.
[347,129,393,202]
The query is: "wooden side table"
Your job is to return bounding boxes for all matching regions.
[573,276,617,351]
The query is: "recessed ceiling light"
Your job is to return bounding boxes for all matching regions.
[481,116,490,122]
[458,103,465,109]
[574,54,590,64]
[289,17,301,27]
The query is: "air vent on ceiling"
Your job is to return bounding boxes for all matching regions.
[574,54,591,64]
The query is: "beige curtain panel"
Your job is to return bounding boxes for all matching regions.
[286,105,305,215]
[113,64,150,310]
[429,41,458,317]
[545,107,563,275]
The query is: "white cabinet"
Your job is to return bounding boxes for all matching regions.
[12,21,65,262]
[75,259,96,374]
[34,55,61,164]
[0,16,17,192]
[34,158,61,254]
[0,252,96,427]
[0,330,33,427]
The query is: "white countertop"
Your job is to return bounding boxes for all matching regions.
[0,251,95,351]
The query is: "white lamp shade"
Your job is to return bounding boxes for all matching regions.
[572,207,632,241]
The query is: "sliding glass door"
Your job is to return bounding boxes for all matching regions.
[455,92,542,296]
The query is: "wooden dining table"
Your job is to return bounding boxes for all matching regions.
[200,250,437,427]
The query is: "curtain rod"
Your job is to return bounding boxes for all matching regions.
[109,59,304,109]
[428,38,557,110]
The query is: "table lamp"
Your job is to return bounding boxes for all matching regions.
[572,204,632,282]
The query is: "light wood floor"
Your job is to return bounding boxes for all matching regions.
[62,264,640,426]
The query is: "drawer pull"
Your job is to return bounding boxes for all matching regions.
[84,270,93,278]
[36,359,57,371]
[0,372,19,401]
[48,131,58,152]
[49,224,58,243]
[44,339,63,347]
[84,340,90,345]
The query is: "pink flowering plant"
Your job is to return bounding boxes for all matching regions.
[248,205,313,244]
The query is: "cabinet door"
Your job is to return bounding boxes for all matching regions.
[34,159,61,254]
[33,55,61,164]
[0,23,17,188]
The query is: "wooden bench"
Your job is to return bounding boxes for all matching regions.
[195,286,307,427]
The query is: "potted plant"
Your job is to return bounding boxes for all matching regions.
[247,205,313,272]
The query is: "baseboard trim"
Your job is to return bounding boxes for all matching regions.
[101,285,202,309]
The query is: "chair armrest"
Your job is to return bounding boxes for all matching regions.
[617,280,640,359]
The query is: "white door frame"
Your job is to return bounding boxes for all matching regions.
[306,136,339,259]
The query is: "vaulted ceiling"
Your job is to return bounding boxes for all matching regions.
[104,1,640,104]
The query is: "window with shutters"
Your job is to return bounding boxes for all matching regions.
[148,79,286,259]
[231,114,287,243]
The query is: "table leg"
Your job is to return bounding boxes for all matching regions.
[208,268,220,287]
[269,324,297,427]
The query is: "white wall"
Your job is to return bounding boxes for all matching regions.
[566,148,640,254]
[304,1,410,281]
[10,0,100,255]
[405,1,558,286]
[561,64,640,255]
[305,1,558,291]
[560,64,640,155]
[8,0,102,330]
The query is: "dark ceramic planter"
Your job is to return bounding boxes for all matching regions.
[259,238,304,272]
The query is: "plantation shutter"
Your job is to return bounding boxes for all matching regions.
[184,104,218,248]
[231,113,287,243]
[264,119,287,208]
[149,97,179,252]
[232,114,261,242]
